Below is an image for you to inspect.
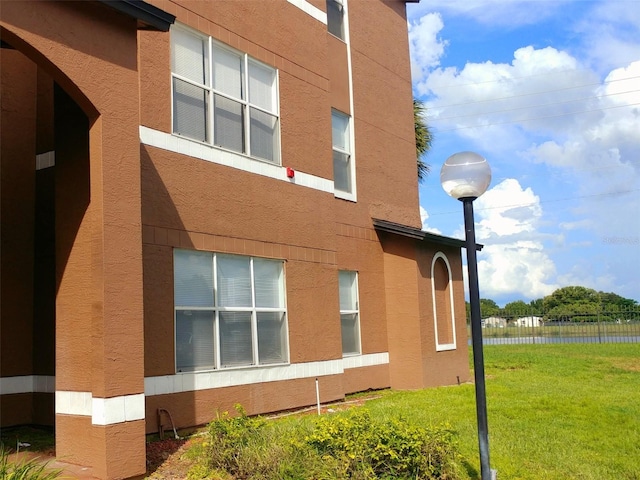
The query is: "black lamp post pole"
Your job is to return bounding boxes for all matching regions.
[462,197,491,480]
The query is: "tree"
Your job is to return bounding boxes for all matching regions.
[503,300,529,317]
[530,298,544,312]
[479,298,500,318]
[414,98,433,182]
[539,286,639,322]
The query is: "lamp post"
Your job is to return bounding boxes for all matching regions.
[440,151,494,480]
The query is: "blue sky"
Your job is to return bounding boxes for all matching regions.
[406,0,640,306]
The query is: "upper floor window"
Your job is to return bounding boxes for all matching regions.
[326,0,345,40]
[174,249,289,372]
[332,109,354,196]
[339,270,361,356]
[171,26,280,164]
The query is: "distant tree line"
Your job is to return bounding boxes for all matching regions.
[466,286,639,323]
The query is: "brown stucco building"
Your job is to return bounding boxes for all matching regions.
[0,1,470,478]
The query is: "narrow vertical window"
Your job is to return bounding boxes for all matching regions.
[431,252,457,351]
[332,109,353,195]
[339,270,361,356]
[326,0,345,40]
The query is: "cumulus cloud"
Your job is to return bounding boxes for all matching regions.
[408,13,447,87]
[410,1,640,301]
[420,206,443,235]
[471,179,558,299]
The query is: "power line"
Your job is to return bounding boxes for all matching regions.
[426,188,640,217]
[430,89,639,122]
[422,71,638,95]
[431,101,640,133]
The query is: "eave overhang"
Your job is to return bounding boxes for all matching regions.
[96,0,175,31]
[372,218,483,251]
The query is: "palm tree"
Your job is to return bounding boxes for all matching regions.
[414,98,433,182]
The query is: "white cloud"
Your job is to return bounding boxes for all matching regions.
[471,179,558,299]
[423,46,599,142]
[574,2,640,72]
[408,13,447,87]
[410,1,640,301]
[420,206,442,235]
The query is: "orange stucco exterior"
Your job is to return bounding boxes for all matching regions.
[1,1,470,478]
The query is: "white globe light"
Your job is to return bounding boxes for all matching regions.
[440,151,492,200]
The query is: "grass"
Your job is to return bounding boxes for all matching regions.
[365,343,640,479]
[0,426,55,454]
[2,344,639,479]
[185,343,640,479]
[0,447,61,480]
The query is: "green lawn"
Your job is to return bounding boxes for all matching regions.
[366,344,640,479]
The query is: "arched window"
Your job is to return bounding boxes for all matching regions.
[431,252,457,351]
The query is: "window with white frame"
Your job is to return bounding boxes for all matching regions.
[171,26,280,163]
[332,110,353,195]
[326,0,345,40]
[174,249,288,372]
[339,270,360,355]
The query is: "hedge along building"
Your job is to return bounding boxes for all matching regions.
[0,1,471,478]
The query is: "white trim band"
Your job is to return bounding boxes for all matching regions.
[0,375,55,395]
[56,391,92,416]
[343,352,389,370]
[92,394,146,425]
[286,0,327,23]
[55,391,145,425]
[145,353,389,397]
[140,126,334,194]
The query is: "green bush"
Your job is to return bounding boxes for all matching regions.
[305,409,460,479]
[0,447,62,480]
[194,405,462,480]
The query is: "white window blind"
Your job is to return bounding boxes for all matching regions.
[171,25,280,164]
[172,28,209,85]
[174,249,288,372]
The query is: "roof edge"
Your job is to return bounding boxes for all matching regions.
[372,218,483,251]
[97,0,176,31]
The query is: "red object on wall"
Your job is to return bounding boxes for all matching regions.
[286,167,295,178]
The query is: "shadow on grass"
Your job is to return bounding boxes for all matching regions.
[0,426,55,454]
[462,459,479,480]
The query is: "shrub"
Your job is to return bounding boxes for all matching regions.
[0,447,62,480]
[194,405,462,480]
[305,409,461,479]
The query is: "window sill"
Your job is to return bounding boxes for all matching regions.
[334,189,357,202]
[176,361,290,375]
[141,126,335,193]
[172,132,281,167]
[435,344,457,352]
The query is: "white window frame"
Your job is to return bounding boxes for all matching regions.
[431,252,457,351]
[171,24,281,165]
[332,109,357,201]
[174,249,289,372]
[339,270,361,356]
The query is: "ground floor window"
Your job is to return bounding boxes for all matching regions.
[339,270,361,355]
[174,249,288,372]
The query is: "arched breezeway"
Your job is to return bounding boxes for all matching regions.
[0,2,173,478]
